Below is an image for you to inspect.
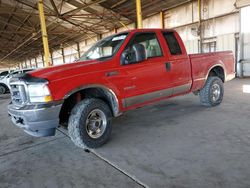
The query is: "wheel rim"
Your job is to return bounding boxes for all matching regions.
[211,83,221,102]
[86,109,107,139]
[0,86,5,94]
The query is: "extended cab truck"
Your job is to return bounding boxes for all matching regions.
[8,29,235,148]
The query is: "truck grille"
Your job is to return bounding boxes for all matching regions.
[10,84,27,106]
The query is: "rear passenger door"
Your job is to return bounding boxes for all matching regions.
[161,31,192,95]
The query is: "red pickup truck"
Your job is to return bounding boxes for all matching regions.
[8,29,235,148]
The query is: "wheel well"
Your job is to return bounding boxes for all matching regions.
[59,87,118,127]
[0,83,9,90]
[208,66,225,82]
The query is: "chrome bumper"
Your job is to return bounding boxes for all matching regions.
[225,73,236,82]
[8,101,63,137]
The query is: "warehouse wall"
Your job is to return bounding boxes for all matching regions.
[239,5,250,76]
[165,0,239,54]
[21,0,244,72]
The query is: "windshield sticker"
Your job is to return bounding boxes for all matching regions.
[112,35,126,41]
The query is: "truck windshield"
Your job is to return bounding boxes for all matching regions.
[0,71,9,77]
[78,33,128,61]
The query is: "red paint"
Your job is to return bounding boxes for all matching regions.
[30,29,235,113]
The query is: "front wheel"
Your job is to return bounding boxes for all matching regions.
[68,98,112,148]
[199,76,224,107]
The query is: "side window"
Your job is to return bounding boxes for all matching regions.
[23,69,33,73]
[12,71,19,75]
[126,33,163,59]
[163,32,182,55]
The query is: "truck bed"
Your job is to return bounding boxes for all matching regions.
[189,51,235,91]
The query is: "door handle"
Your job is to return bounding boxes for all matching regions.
[165,62,171,71]
[105,71,119,77]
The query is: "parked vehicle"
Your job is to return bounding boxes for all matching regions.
[0,68,34,94]
[8,29,235,148]
[0,70,10,79]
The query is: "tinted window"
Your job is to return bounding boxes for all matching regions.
[163,32,182,55]
[126,33,162,58]
[23,69,34,73]
[0,71,9,77]
[12,71,21,75]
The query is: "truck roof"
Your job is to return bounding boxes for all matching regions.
[124,28,176,33]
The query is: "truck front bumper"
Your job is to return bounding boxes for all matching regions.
[8,101,63,137]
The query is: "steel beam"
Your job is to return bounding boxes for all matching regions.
[49,0,60,17]
[62,0,106,16]
[111,0,127,9]
[38,0,51,67]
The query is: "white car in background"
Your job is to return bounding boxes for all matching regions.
[0,68,35,94]
[0,70,10,80]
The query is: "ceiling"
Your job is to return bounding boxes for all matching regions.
[0,0,190,68]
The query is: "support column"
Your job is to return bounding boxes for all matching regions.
[97,34,102,40]
[61,48,65,64]
[35,57,38,68]
[51,51,54,65]
[198,0,203,53]
[25,60,27,68]
[76,42,81,58]
[41,53,45,67]
[135,0,143,29]
[29,59,32,68]
[38,0,51,67]
[160,11,164,29]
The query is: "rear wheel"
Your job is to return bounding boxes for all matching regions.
[68,98,112,148]
[199,76,224,107]
[0,85,6,94]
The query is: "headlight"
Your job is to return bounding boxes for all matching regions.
[27,84,53,103]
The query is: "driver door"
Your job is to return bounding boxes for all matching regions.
[119,32,173,108]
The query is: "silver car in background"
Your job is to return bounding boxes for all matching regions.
[0,68,35,94]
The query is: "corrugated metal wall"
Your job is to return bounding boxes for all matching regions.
[240,6,250,76]
[217,34,236,53]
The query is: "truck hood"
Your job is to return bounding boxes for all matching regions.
[29,60,102,82]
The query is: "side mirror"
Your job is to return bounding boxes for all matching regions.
[121,43,147,65]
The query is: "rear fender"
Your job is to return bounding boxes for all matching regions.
[205,62,226,82]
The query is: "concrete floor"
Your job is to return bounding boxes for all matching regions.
[1,78,250,188]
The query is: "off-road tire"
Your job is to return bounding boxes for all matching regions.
[68,98,112,148]
[199,76,224,107]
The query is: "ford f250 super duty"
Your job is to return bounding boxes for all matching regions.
[8,29,235,148]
